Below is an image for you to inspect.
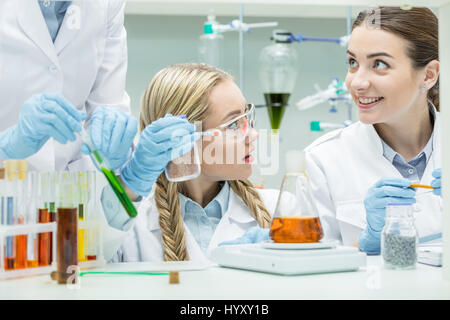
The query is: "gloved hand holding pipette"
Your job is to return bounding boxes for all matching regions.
[119,114,201,197]
[219,226,270,246]
[359,177,416,254]
[81,106,138,170]
[0,93,86,160]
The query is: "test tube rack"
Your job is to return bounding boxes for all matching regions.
[0,219,105,280]
[0,222,55,280]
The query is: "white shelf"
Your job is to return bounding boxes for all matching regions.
[124,0,449,17]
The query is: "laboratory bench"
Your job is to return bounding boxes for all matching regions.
[0,256,449,300]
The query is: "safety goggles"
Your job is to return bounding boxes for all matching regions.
[209,103,255,141]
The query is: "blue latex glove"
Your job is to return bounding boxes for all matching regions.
[358,177,416,254]
[119,114,200,197]
[0,93,86,159]
[81,106,138,170]
[431,168,441,196]
[219,226,270,246]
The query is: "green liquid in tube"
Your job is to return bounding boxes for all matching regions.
[100,167,138,218]
[264,93,290,131]
[83,129,138,218]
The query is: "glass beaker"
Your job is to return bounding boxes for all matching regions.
[165,125,201,183]
[50,172,78,284]
[381,203,418,269]
[270,150,323,243]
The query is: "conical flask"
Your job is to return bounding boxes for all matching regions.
[270,150,324,243]
[259,30,298,133]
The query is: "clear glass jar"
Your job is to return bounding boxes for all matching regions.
[381,203,418,269]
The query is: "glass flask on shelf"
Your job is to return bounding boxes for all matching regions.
[198,12,224,68]
[259,30,298,133]
[270,150,323,243]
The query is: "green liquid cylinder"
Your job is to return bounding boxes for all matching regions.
[264,93,290,131]
[100,168,138,218]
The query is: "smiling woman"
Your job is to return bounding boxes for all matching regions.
[302,7,442,255]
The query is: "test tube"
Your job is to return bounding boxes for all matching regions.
[0,168,6,271]
[3,161,17,270]
[81,128,137,218]
[50,171,78,284]
[86,171,97,260]
[48,171,58,264]
[26,171,39,268]
[77,171,88,262]
[14,160,28,269]
[38,172,51,266]
[0,168,5,227]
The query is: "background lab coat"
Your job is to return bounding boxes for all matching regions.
[0,0,130,171]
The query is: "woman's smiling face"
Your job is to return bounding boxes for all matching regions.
[345,25,426,125]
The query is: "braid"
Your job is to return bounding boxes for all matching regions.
[229,179,272,228]
[154,174,189,261]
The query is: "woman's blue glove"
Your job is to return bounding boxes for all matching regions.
[0,93,86,159]
[358,177,416,254]
[119,114,200,197]
[219,226,270,246]
[431,168,441,196]
[81,106,138,170]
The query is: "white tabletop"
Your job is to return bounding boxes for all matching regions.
[1,256,449,300]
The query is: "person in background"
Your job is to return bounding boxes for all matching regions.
[0,0,136,173]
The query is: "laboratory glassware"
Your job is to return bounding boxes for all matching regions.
[381,203,418,269]
[3,161,17,270]
[199,13,224,68]
[85,171,97,261]
[165,115,202,183]
[26,171,39,268]
[77,171,88,262]
[259,30,298,133]
[14,160,28,269]
[37,172,52,266]
[270,150,324,243]
[81,127,137,218]
[51,172,78,284]
[165,136,202,183]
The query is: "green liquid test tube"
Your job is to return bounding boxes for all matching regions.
[82,131,138,218]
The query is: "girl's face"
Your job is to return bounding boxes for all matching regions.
[199,79,258,181]
[345,25,427,125]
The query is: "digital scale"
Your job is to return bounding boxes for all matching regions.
[210,240,366,276]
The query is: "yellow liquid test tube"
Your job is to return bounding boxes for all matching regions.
[77,172,88,262]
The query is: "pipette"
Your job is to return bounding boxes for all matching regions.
[81,128,138,218]
[409,184,434,189]
[199,129,222,137]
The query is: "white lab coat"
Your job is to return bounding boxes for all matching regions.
[103,187,279,263]
[304,108,442,246]
[0,0,130,171]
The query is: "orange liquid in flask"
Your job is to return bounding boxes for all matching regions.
[270,216,324,243]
